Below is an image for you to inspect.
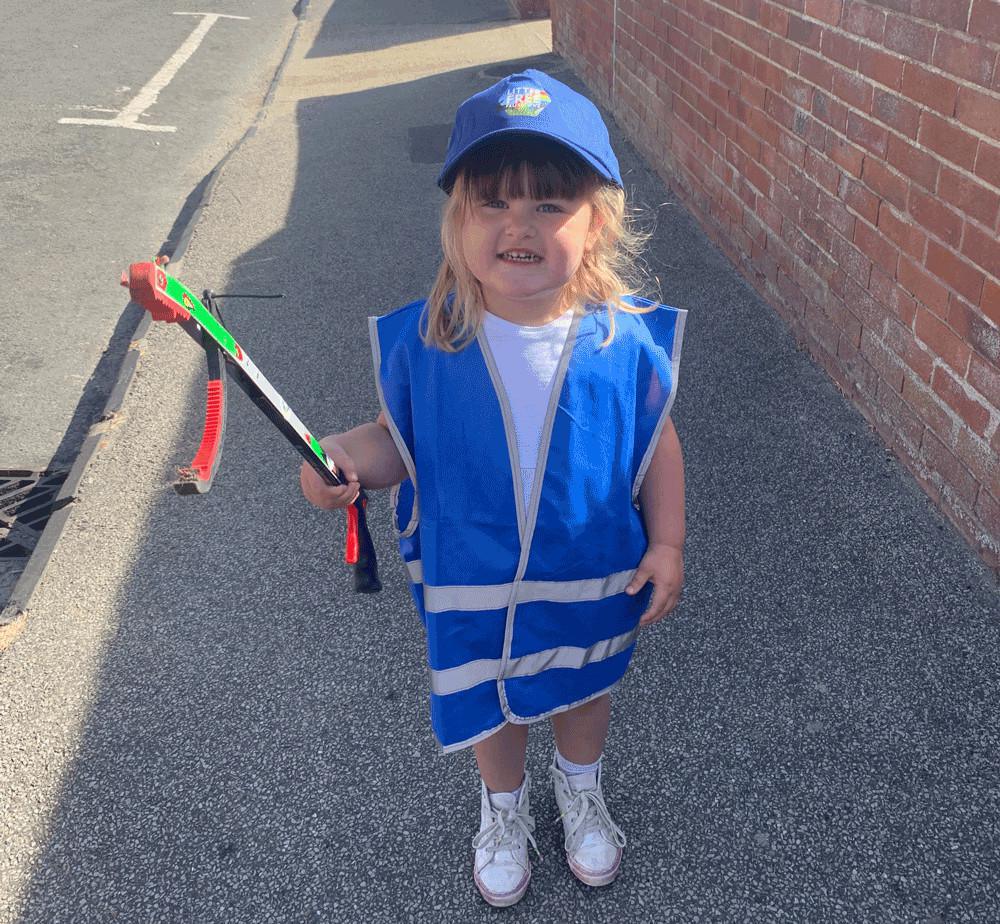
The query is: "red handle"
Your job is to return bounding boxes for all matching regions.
[345,502,360,564]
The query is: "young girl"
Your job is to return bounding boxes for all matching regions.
[301,69,686,907]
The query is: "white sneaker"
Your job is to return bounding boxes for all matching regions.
[550,756,626,886]
[472,771,539,907]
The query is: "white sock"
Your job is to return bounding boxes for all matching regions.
[487,776,525,807]
[556,750,601,777]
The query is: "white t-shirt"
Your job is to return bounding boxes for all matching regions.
[481,309,574,508]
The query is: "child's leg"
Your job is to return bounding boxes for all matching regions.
[471,722,535,908]
[550,692,611,762]
[548,693,625,887]
[473,721,529,792]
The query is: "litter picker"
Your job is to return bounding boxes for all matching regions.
[120,258,381,593]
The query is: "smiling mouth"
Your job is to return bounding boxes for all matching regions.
[498,250,542,263]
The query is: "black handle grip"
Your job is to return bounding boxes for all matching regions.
[348,490,382,593]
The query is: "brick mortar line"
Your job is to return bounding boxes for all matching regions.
[571,8,1000,568]
[704,0,1000,60]
[897,362,978,447]
[809,303,989,520]
[857,336,992,482]
[658,130,1000,450]
[567,23,998,406]
[782,1,994,58]
[917,356,1000,437]
[618,2,1000,161]
[626,79,995,310]
[621,36,1000,176]
[615,25,1000,289]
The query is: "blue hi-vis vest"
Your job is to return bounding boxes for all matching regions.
[369,297,686,752]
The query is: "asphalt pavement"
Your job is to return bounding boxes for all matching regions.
[1,0,998,921]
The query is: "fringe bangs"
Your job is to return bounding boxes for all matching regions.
[460,136,601,205]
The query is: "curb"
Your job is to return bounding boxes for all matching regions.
[0,0,312,648]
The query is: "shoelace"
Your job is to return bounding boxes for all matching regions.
[560,787,627,853]
[472,804,542,862]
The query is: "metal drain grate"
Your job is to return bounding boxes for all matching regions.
[0,470,70,559]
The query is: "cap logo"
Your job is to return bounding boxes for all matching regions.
[498,85,551,117]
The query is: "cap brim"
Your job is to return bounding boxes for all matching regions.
[437,128,621,191]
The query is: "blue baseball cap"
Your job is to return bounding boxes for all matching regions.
[437,69,622,191]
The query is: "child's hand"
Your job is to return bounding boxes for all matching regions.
[299,438,361,510]
[625,543,684,627]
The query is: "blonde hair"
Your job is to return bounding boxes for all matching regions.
[423,136,651,352]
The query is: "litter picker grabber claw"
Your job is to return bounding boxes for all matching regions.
[121,257,381,594]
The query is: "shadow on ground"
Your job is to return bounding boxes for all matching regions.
[304,0,517,57]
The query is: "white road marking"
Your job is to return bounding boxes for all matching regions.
[59,12,249,132]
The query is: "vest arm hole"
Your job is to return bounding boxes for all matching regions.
[369,316,420,533]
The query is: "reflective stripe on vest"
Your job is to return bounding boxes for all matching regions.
[430,626,640,696]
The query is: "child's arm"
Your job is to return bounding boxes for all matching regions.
[300,412,408,509]
[625,416,686,626]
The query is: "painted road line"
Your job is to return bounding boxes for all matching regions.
[59,12,249,132]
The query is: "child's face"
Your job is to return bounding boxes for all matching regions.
[461,192,603,322]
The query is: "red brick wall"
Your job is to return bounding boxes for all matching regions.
[552,0,1000,574]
